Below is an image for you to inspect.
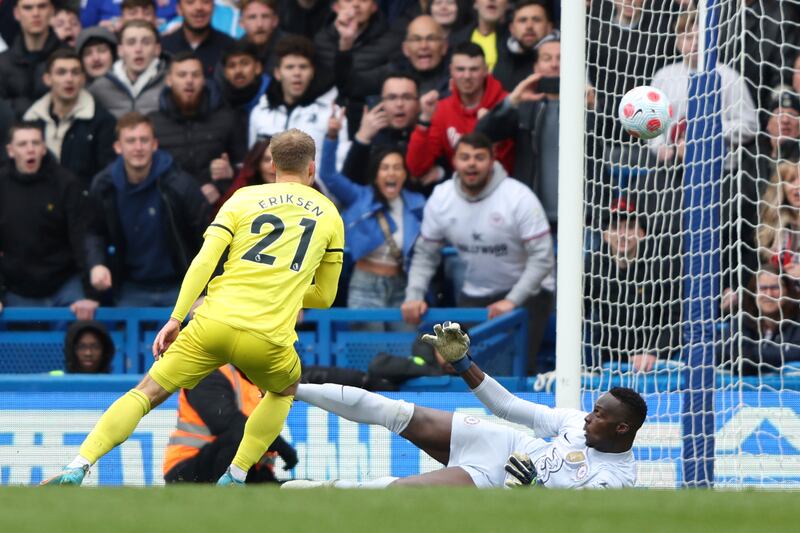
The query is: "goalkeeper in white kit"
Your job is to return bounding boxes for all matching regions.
[285,323,645,489]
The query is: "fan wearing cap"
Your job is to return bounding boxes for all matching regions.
[765,89,800,160]
[76,27,117,82]
[584,198,679,373]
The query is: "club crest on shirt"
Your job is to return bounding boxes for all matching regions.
[576,464,588,480]
[565,451,586,465]
[489,212,505,226]
[463,415,480,425]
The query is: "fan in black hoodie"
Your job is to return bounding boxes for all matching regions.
[64,320,115,374]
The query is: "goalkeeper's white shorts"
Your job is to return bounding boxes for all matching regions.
[447,412,546,488]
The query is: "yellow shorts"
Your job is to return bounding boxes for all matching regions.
[149,316,301,393]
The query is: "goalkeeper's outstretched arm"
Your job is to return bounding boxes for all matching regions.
[464,360,571,437]
[422,322,570,437]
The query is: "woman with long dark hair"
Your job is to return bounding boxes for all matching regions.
[321,109,426,330]
[213,138,275,214]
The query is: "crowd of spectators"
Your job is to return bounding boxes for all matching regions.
[0,0,799,377]
[581,0,800,377]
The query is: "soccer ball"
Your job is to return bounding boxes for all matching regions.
[618,86,673,140]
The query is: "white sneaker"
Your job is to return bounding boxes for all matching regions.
[281,479,335,489]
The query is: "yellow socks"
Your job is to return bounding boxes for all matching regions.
[78,389,151,464]
[231,393,294,472]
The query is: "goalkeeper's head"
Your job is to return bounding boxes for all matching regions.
[583,387,647,453]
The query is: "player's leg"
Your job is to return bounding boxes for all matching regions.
[398,405,455,465]
[219,334,302,485]
[284,467,476,489]
[41,374,172,486]
[294,413,523,490]
[286,467,473,489]
[295,383,454,464]
[220,378,299,485]
[392,467,476,487]
[43,317,224,486]
[284,404,461,489]
[78,374,172,461]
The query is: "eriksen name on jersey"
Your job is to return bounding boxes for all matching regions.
[258,194,325,217]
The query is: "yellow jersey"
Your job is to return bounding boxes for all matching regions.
[196,182,344,346]
[471,29,498,71]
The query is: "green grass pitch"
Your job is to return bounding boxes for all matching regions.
[0,486,796,533]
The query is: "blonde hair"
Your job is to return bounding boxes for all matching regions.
[757,160,800,260]
[270,129,316,174]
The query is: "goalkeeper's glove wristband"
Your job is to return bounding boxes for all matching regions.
[451,354,473,374]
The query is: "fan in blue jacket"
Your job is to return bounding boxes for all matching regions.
[319,125,426,327]
[81,0,178,30]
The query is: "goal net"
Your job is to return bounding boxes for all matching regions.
[578,0,800,488]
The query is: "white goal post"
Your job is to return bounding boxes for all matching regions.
[557,0,800,489]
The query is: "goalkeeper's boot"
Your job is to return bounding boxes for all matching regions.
[40,464,89,486]
[281,479,335,489]
[216,467,245,486]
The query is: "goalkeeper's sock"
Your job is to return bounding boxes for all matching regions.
[77,389,151,464]
[333,477,398,489]
[296,384,414,434]
[230,392,293,473]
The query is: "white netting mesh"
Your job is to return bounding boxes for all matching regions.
[580,0,800,489]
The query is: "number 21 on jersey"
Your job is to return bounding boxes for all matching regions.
[242,213,316,272]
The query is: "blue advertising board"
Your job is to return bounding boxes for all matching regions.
[1,390,798,488]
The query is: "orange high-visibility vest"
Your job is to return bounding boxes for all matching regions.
[163,365,263,475]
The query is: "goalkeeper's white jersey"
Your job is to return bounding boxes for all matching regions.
[521,409,636,489]
[469,376,636,488]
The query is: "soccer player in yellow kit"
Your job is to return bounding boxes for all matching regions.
[43,129,344,486]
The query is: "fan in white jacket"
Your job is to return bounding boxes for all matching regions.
[648,11,758,167]
[248,36,350,195]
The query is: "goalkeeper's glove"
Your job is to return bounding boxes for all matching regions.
[504,452,536,488]
[421,321,471,371]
